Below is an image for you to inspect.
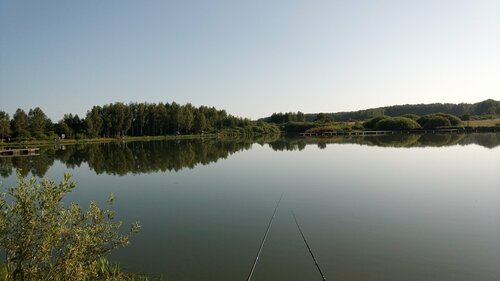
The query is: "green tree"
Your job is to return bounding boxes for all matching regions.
[296,111,305,122]
[194,110,207,132]
[54,120,74,138]
[182,103,195,133]
[433,113,462,126]
[122,104,133,136]
[169,102,182,132]
[135,103,146,136]
[11,109,30,139]
[0,111,11,138]
[28,107,49,138]
[400,114,420,120]
[420,116,452,129]
[363,116,389,129]
[0,171,140,280]
[85,106,104,138]
[156,103,167,135]
[314,113,331,123]
[374,117,421,130]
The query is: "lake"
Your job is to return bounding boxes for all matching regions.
[1,133,499,281]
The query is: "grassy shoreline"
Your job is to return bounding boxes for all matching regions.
[0,131,283,148]
[0,133,223,148]
[1,126,498,149]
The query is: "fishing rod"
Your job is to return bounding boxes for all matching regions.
[292,211,327,281]
[246,193,284,281]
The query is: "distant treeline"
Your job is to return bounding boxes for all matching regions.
[0,102,279,140]
[264,99,499,123]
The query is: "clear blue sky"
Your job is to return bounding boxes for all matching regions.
[1,0,499,120]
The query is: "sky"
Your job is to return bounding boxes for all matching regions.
[0,0,499,120]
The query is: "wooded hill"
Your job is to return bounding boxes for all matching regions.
[264,99,499,123]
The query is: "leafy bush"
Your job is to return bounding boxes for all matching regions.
[418,113,462,128]
[0,171,141,281]
[374,117,421,130]
[304,123,352,134]
[363,116,389,129]
[283,122,317,133]
[419,116,451,129]
[352,122,364,130]
[460,114,471,121]
[433,113,463,126]
[400,114,420,120]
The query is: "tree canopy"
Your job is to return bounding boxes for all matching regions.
[1,102,279,140]
[264,99,499,122]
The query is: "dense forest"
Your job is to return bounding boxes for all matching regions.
[264,99,500,123]
[0,102,279,140]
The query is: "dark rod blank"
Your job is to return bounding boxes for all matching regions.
[292,211,327,281]
[246,193,284,281]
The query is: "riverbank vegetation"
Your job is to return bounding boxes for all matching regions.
[1,100,498,142]
[262,99,499,133]
[0,171,143,280]
[0,102,280,144]
[264,100,499,133]
[361,113,465,131]
[264,99,499,123]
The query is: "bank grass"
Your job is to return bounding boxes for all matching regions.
[0,132,248,148]
[465,118,500,127]
[0,126,282,148]
[0,137,116,148]
[304,122,359,134]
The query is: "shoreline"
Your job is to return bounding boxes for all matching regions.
[1,127,498,148]
[0,133,234,148]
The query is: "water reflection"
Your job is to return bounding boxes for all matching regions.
[1,133,498,177]
[270,133,500,151]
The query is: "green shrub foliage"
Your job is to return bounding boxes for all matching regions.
[267,99,499,122]
[400,114,420,120]
[363,116,390,129]
[0,171,141,280]
[374,117,421,130]
[419,116,452,129]
[433,113,463,126]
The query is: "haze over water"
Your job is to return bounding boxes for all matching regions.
[1,134,499,280]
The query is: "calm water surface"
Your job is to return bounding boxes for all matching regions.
[1,134,500,281]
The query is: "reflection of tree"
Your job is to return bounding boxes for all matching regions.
[29,150,55,178]
[0,157,14,177]
[416,134,460,147]
[317,142,327,149]
[70,139,258,176]
[0,147,55,177]
[457,133,500,149]
[368,134,421,148]
[0,138,261,177]
[0,133,498,178]
[268,133,500,151]
[56,144,88,169]
[268,138,307,151]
